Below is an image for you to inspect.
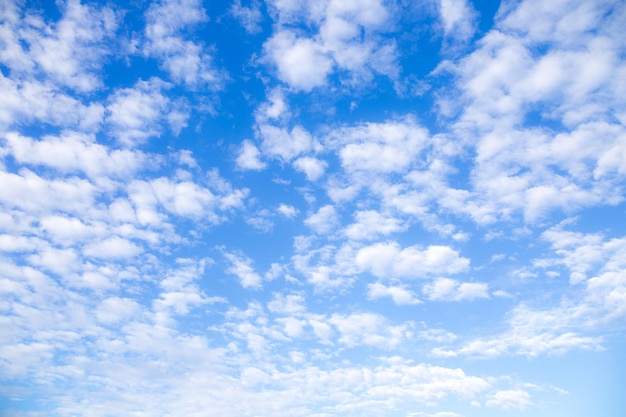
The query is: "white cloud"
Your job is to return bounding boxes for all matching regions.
[328,312,411,349]
[486,389,531,410]
[264,30,333,91]
[2,0,625,414]
[267,292,306,315]
[231,0,263,34]
[128,176,246,225]
[0,169,97,215]
[27,246,80,276]
[15,0,117,92]
[225,253,263,289]
[5,131,145,182]
[277,204,298,218]
[96,297,142,324]
[236,140,267,170]
[423,278,489,302]
[356,242,470,279]
[537,219,626,283]
[83,236,143,260]
[455,302,604,358]
[344,210,403,240]
[0,76,105,132]
[439,0,477,41]
[368,282,421,305]
[144,0,222,88]
[259,124,320,162]
[263,0,397,90]
[0,234,38,252]
[304,205,340,234]
[106,80,171,146]
[439,0,626,224]
[332,119,428,173]
[40,215,97,245]
[293,156,327,181]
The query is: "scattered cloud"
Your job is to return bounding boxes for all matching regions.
[423,278,489,302]
[1,0,625,415]
[356,242,470,279]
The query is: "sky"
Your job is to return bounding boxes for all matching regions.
[0,0,625,416]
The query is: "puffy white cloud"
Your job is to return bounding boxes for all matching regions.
[225,253,263,289]
[439,0,477,42]
[356,242,470,279]
[344,210,403,240]
[4,131,145,181]
[128,176,246,224]
[439,0,626,224]
[263,0,397,90]
[0,76,105,131]
[236,140,267,170]
[27,246,80,276]
[454,301,604,358]
[328,312,411,349]
[423,278,489,302]
[258,124,320,162]
[144,0,222,88]
[367,282,421,305]
[6,0,117,92]
[40,215,98,245]
[0,169,97,215]
[268,292,306,315]
[255,87,290,122]
[264,30,333,91]
[331,119,428,173]
[277,204,298,218]
[106,79,172,146]
[304,205,340,234]
[538,220,626,284]
[293,156,327,181]
[83,236,143,260]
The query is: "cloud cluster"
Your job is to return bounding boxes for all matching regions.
[263,0,397,91]
[1,0,626,415]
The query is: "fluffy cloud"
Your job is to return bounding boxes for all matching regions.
[259,124,320,162]
[330,119,429,174]
[367,282,421,305]
[264,30,334,91]
[293,156,327,181]
[4,131,145,181]
[144,0,222,88]
[356,242,470,279]
[304,205,340,234]
[439,0,477,42]
[277,204,299,218]
[4,0,118,92]
[225,253,263,289]
[439,0,626,224]
[83,236,143,260]
[344,210,404,240]
[2,0,624,415]
[422,278,489,302]
[236,140,267,170]
[263,0,397,90]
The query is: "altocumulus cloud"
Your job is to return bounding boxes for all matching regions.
[1,0,626,416]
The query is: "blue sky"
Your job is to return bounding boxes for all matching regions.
[1,0,625,416]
